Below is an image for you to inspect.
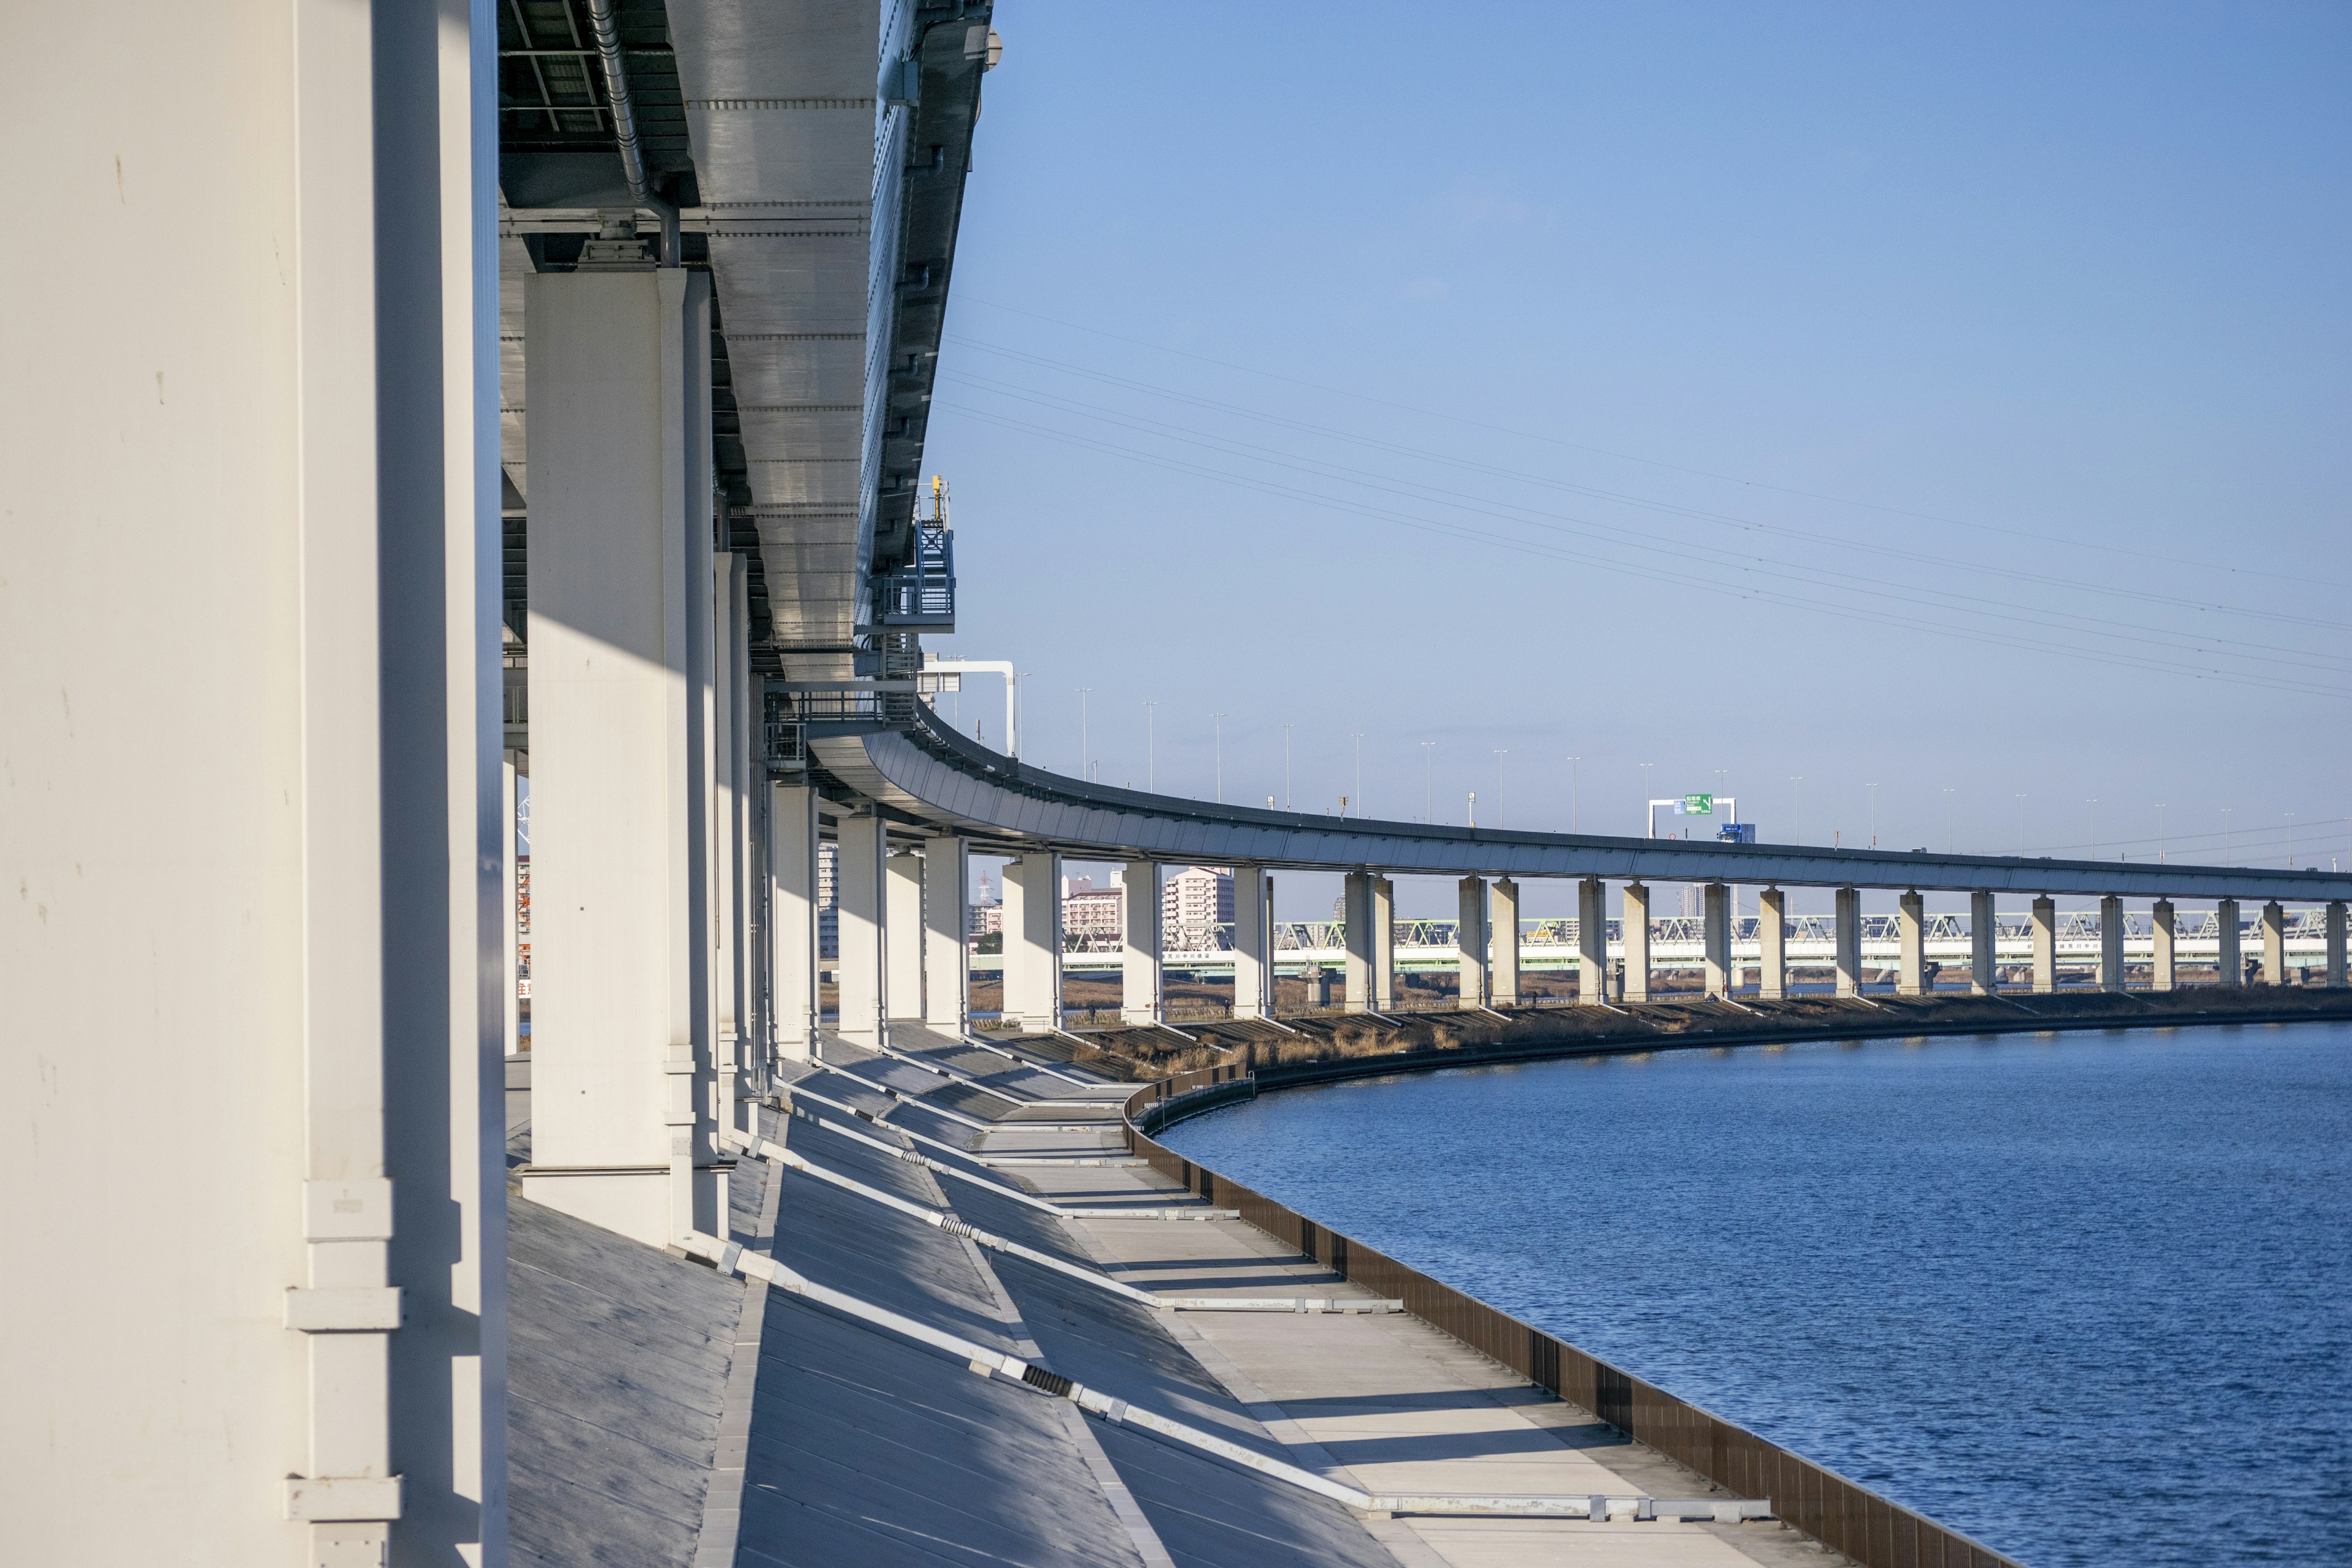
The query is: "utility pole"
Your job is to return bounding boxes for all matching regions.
[1212,714,1226,804]
[1567,756,1581,832]
[1144,701,1157,791]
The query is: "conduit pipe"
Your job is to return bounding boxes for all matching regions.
[775,1098,1231,1219]
[750,1133,1393,1314]
[677,1229,1767,1523]
[785,1082,1144,1168]
[584,0,680,265]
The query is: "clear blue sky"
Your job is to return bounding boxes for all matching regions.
[922,3,2351,912]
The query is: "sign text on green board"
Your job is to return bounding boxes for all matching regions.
[1683,793,1713,815]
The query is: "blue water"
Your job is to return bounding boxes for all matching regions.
[1163,1023,2352,1567]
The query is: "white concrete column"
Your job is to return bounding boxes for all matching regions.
[2328,902,2347,989]
[1897,890,1926,996]
[2030,896,2057,993]
[710,554,744,1141]
[2099,895,2125,992]
[1623,883,1653,1003]
[1835,887,1863,998]
[1120,861,1163,1026]
[769,782,821,1061]
[2151,899,2177,992]
[521,265,720,1251]
[1372,876,1398,1011]
[834,812,889,1048]
[7,10,507,1553]
[2216,899,2242,986]
[1703,882,1732,998]
[2260,900,2286,985]
[886,846,926,1020]
[1344,870,1376,1012]
[505,752,523,1056]
[1457,875,1490,1008]
[1003,851,1065,1032]
[1758,887,1787,1000]
[1577,876,1608,1005]
[1491,878,1522,1006]
[1970,890,1997,995]
[1232,865,1273,1020]
[923,837,971,1031]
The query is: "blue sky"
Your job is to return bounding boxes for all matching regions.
[921,3,2351,911]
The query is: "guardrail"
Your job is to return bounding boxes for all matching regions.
[1125,1067,2024,1568]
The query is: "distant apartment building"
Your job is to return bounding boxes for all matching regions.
[818,841,838,959]
[969,900,1003,938]
[1163,865,1232,949]
[1061,875,1122,942]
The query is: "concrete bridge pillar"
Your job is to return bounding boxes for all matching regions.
[2216,899,2242,986]
[1758,888,1787,999]
[1703,883,1732,998]
[1623,883,1653,1003]
[714,555,752,1144]
[2030,897,2057,993]
[1373,876,1398,1011]
[924,838,971,1033]
[522,265,723,1251]
[2328,902,2348,989]
[770,782,822,1061]
[834,811,890,1049]
[1577,877,1609,1005]
[1897,891,1927,995]
[2260,900,2287,985]
[1003,851,1065,1031]
[1492,878,1523,1006]
[1120,862,1163,1026]
[1344,872,1376,1012]
[1834,887,1863,998]
[886,846,926,1021]
[505,752,524,1060]
[1232,865,1273,1021]
[2150,899,2177,992]
[1970,890,1997,995]
[1457,875,1490,1008]
[2099,895,2126,992]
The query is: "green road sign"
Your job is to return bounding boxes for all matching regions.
[1684,793,1713,815]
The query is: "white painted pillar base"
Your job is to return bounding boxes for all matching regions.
[1623,883,1653,1003]
[1577,877,1608,1005]
[1120,862,1163,1026]
[834,812,889,1049]
[1457,875,1489,1008]
[1491,878,1521,1006]
[1970,890,1997,995]
[2216,899,2242,986]
[2030,896,2057,993]
[1897,890,1926,995]
[1703,882,1732,997]
[1834,887,1863,998]
[923,837,971,1032]
[770,782,820,1061]
[1758,888,1787,1000]
[1003,851,1065,1032]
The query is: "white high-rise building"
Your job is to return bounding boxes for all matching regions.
[1163,866,1234,950]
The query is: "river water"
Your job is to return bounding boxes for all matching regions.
[1161,1022,2352,1567]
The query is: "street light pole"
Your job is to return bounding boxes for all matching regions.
[1867,782,1879,849]
[1211,714,1225,804]
[2155,801,2166,864]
